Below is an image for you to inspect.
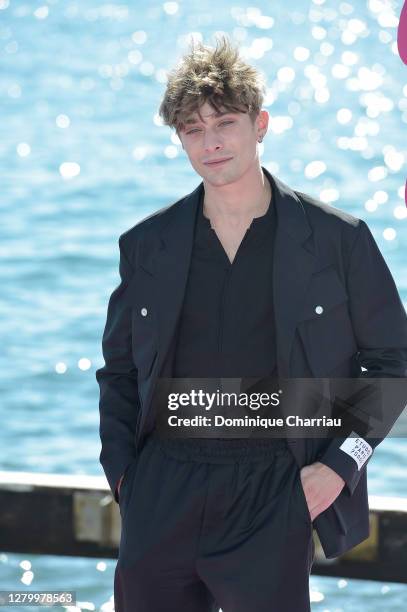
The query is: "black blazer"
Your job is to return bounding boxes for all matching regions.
[96,166,407,559]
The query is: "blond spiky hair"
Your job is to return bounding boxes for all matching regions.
[158,34,267,134]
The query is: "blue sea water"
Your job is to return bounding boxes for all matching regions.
[0,0,406,609]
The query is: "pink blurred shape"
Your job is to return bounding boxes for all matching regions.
[398,1,407,64]
[397,4,407,207]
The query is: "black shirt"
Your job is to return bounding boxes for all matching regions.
[173,177,278,379]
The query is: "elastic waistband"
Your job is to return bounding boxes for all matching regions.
[148,431,289,463]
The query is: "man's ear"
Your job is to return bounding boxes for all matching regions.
[257,109,269,135]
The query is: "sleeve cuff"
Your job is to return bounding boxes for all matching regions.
[318,434,373,496]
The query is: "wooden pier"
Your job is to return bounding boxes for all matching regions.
[0,471,406,584]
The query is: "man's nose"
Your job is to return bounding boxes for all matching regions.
[203,131,223,152]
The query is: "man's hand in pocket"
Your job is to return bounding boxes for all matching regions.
[300,461,345,521]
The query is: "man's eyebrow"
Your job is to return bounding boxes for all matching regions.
[183,111,234,125]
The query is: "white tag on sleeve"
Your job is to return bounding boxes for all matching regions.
[339,434,373,470]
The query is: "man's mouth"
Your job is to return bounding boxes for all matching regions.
[204,158,232,167]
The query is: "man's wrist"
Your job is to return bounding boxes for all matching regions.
[315,461,345,486]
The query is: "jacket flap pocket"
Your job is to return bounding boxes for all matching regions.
[300,266,348,322]
[297,267,357,377]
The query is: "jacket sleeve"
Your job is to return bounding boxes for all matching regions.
[95,234,140,503]
[318,219,407,495]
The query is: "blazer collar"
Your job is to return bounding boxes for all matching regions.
[139,166,314,278]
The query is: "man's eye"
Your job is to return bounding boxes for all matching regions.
[185,120,234,135]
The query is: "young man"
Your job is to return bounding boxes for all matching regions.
[96,36,407,611]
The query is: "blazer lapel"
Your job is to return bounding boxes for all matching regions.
[138,183,201,379]
[268,170,317,378]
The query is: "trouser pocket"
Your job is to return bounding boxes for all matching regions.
[296,469,313,530]
[119,455,140,519]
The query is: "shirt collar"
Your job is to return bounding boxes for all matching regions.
[197,175,276,241]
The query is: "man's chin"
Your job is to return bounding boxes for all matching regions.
[200,167,237,186]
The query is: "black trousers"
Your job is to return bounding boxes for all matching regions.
[114,433,315,612]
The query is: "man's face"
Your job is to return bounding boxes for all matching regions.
[178,101,268,187]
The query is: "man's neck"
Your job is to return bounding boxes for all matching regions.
[202,170,272,230]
